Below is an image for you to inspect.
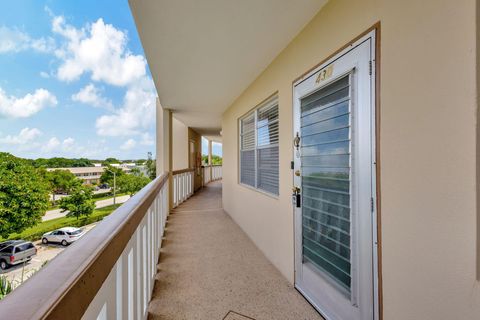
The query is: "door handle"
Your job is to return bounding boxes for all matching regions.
[292,187,301,208]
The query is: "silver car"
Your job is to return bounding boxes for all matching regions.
[0,240,37,270]
[42,227,85,246]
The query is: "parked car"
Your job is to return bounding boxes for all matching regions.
[42,227,85,246]
[99,183,109,189]
[0,240,37,270]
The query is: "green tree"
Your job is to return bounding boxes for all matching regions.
[100,165,124,185]
[145,158,156,179]
[59,186,95,220]
[102,158,120,165]
[0,153,50,238]
[117,174,150,196]
[211,155,223,165]
[130,167,143,177]
[46,169,81,202]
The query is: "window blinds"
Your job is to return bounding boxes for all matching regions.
[239,98,279,195]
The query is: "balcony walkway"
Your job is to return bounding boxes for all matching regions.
[148,181,323,320]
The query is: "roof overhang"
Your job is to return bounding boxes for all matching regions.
[129,0,327,138]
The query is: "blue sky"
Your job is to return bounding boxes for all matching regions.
[0,0,157,160]
[201,137,222,156]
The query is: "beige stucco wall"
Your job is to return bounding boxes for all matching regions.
[172,117,189,171]
[222,0,480,319]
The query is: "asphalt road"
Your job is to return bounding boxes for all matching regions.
[42,194,130,221]
[49,188,111,201]
[0,223,98,288]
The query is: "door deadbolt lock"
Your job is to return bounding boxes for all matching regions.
[295,170,301,177]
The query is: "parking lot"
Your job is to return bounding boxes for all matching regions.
[0,223,97,288]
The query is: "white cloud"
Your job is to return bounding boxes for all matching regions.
[36,135,112,158]
[39,136,77,154]
[95,78,156,136]
[62,137,75,149]
[52,16,146,86]
[39,71,50,78]
[0,26,55,54]
[72,83,113,110]
[0,127,42,144]
[46,14,157,138]
[120,138,136,151]
[140,132,154,146]
[43,137,61,152]
[0,87,57,118]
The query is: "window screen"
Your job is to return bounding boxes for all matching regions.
[239,97,279,195]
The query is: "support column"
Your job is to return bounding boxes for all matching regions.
[208,139,213,181]
[167,110,173,210]
[156,98,173,209]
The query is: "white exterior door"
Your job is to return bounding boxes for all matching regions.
[293,32,377,320]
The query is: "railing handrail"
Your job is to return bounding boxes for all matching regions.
[0,173,169,320]
[172,168,195,175]
[201,164,222,167]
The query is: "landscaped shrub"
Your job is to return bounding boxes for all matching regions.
[92,191,113,199]
[0,276,13,300]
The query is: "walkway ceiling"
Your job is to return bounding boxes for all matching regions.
[129,0,327,139]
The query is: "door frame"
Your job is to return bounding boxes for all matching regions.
[291,25,381,320]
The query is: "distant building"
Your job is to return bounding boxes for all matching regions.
[46,165,139,185]
[47,167,106,185]
[121,162,148,176]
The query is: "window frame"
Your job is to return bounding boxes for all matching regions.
[238,95,279,197]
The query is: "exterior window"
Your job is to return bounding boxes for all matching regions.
[239,96,279,195]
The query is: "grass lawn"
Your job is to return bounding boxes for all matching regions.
[3,204,123,242]
[47,204,60,210]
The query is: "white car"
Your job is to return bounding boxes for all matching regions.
[42,227,85,246]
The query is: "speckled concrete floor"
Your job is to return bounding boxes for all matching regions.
[148,181,323,320]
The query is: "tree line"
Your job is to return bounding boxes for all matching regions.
[30,157,95,168]
[26,157,151,169]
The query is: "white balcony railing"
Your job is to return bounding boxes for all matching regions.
[202,165,222,185]
[172,168,195,208]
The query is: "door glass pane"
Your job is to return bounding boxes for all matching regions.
[300,74,352,293]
